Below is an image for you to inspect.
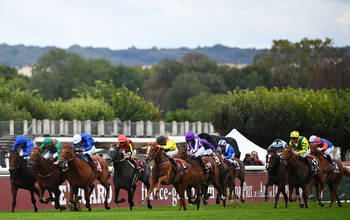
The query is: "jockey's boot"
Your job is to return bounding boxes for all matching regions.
[198,156,209,173]
[85,154,97,173]
[303,157,314,182]
[325,155,334,172]
[130,159,143,174]
[169,157,180,172]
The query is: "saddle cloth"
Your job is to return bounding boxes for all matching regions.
[203,157,214,172]
[175,159,187,169]
[211,154,222,165]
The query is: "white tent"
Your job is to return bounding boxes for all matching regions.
[226,129,267,164]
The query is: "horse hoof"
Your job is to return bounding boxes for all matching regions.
[105,206,110,210]
[154,196,159,200]
[265,197,269,202]
[60,206,66,211]
[120,198,126,203]
[35,208,38,212]
[77,196,82,200]
[320,203,324,207]
[299,204,304,208]
[241,199,245,203]
[147,204,152,209]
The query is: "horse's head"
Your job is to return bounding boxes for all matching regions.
[27,147,40,168]
[107,148,124,163]
[309,143,322,156]
[58,145,75,172]
[9,150,22,175]
[280,146,293,160]
[176,145,188,160]
[265,151,279,172]
[145,142,161,161]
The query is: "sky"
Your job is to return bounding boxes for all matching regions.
[1,0,349,50]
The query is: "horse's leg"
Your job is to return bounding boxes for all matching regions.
[334,181,342,208]
[301,186,308,208]
[98,178,110,210]
[264,180,271,201]
[274,187,281,209]
[288,185,296,202]
[143,179,153,209]
[11,184,18,212]
[315,181,325,207]
[154,176,168,200]
[29,187,38,212]
[328,183,335,207]
[144,176,156,202]
[127,188,134,210]
[239,176,245,203]
[38,186,48,204]
[176,184,187,211]
[53,188,65,211]
[84,186,92,211]
[70,185,79,211]
[281,184,288,208]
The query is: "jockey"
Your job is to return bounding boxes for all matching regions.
[289,131,316,176]
[11,135,34,162]
[309,135,334,165]
[185,131,210,172]
[268,139,287,155]
[218,139,236,167]
[117,134,143,173]
[72,133,98,171]
[156,135,180,172]
[40,137,62,164]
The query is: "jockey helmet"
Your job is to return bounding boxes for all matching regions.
[290,131,299,138]
[15,135,26,145]
[271,139,282,148]
[118,134,127,143]
[218,139,227,146]
[185,131,195,141]
[41,137,52,148]
[156,136,167,145]
[73,134,82,144]
[309,135,317,143]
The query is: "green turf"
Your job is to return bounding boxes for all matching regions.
[1,202,350,220]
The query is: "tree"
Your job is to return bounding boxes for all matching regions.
[253,38,334,88]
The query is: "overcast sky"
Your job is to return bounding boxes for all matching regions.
[1,0,349,49]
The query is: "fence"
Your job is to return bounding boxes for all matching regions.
[0,119,216,137]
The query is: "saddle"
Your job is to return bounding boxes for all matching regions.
[80,155,101,172]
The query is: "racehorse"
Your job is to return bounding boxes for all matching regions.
[264,150,288,208]
[309,144,350,207]
[214,151,245,204]
[280,146,321,208]
[28,147,66,211]
[144,142,191,211]
[176,146,225,208]
[9,150,39,212]
[58,144,111,211]
[107,147,152,210]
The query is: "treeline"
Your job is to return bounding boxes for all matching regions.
[0,43,261,66]
[1,38,350,156]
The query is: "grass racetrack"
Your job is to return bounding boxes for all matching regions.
[1,202,350,220]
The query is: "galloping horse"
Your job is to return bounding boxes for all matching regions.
[58,145,111,211]
[264,150,288,208]
[281,146,321,208]
[176,146,225,209]
[145,142,191,211]
[107,148,152,210]
[214,151,245,204]
[28,147,66,211]
[9,150,39,212]
[309,145,350,207]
